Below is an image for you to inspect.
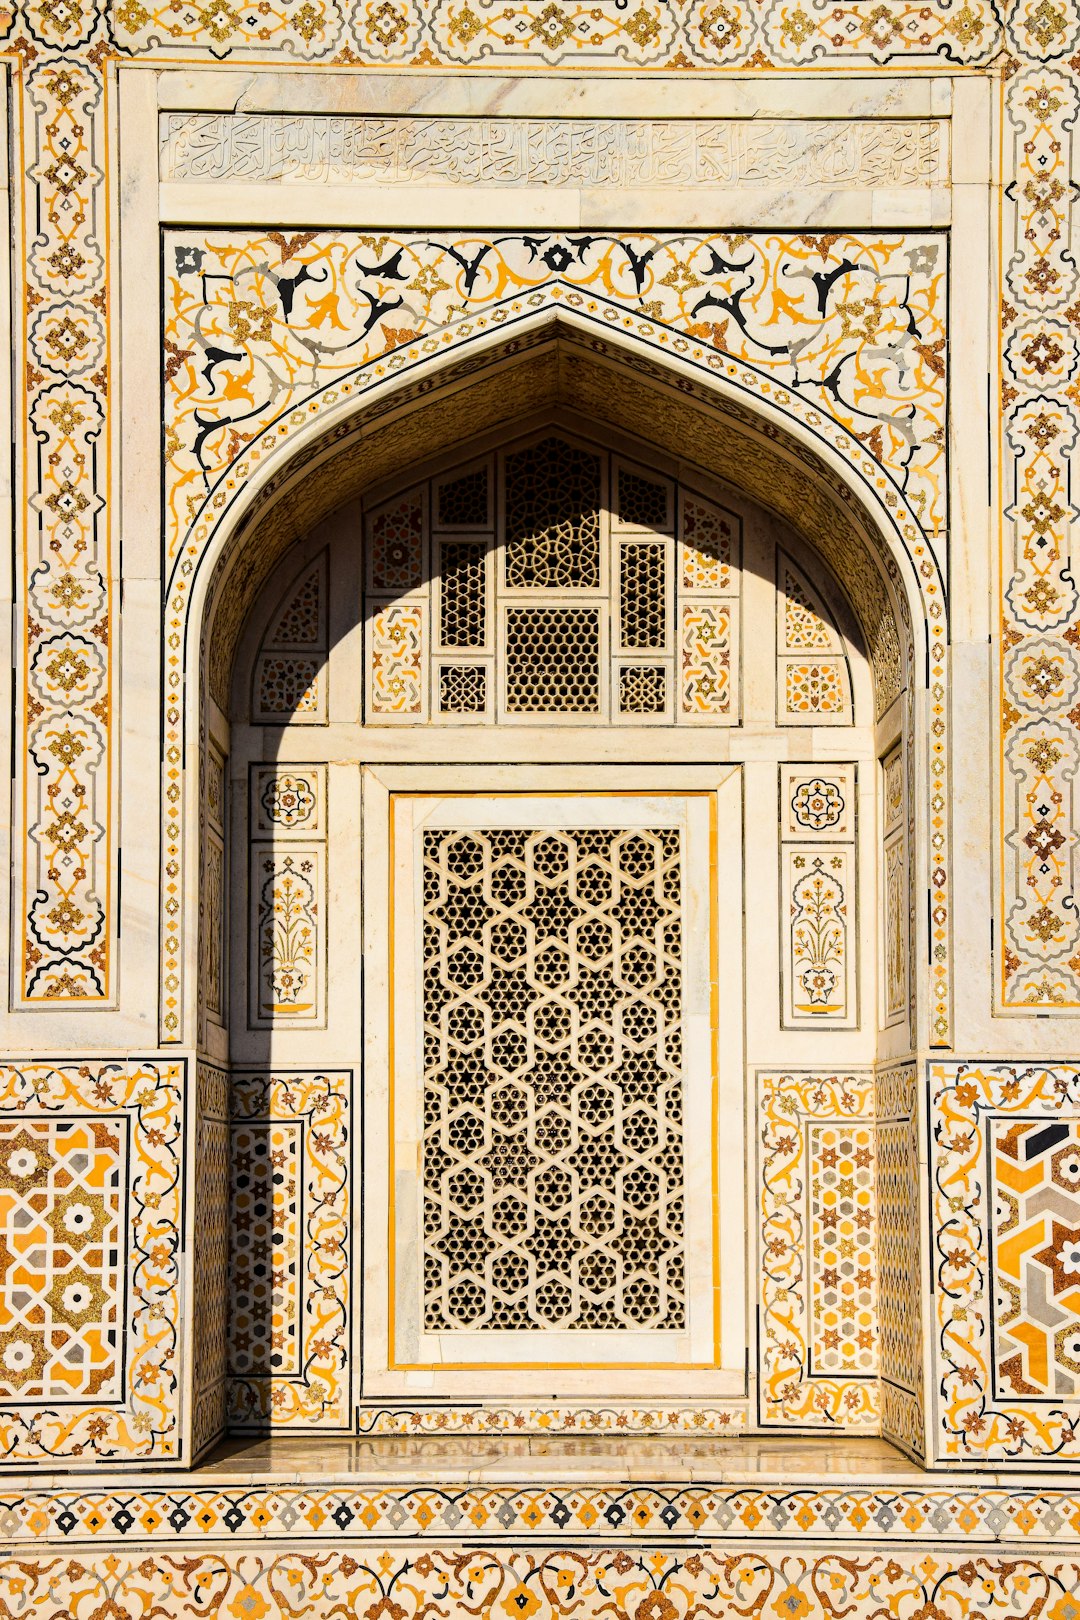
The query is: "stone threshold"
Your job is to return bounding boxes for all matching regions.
[8,1436,1080,1551]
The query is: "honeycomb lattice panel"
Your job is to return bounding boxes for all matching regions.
[504,608,601,713]
[439,541,487,649]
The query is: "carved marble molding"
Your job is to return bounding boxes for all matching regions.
[159,113,946,189]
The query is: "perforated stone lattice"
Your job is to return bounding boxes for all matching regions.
[437,467,489,529]
[365,434,739,725]
[439,541,488,650]
[620,543,667,650]
[504,608,602,713]
[504,437,602,590]
[421,825,686,1333]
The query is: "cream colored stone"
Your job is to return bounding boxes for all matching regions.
[154,68,948,123]
[160,111,946,190]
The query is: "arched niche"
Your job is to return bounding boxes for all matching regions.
[183,322,931,1461]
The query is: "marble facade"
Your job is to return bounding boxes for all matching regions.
[3,1,1080,1610]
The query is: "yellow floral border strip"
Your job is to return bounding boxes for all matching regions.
[999,67,1080,1006]
[110,0,1003,67]
[2,1546,1080,1620]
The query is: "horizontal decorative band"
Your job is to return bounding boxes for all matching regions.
[159,114,946,190]
[6,1480,1080,1546]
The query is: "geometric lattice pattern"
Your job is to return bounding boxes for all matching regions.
[372,494,423,591]
[618,663,667,715]
[0,1119,125,1400]
[253,552,327,723]
[228,1072,352,1430]
[229,1121,302,1378]
[504,607,601,713]
[933,1063,1080,1461]
[191,1064,229,1460]
[438,663,489,716]
[439,540,488,649]
[993,1118,1080,1398]
[422,825,686,1332]
[876,1063,923,1456]
[364,436,741,726]
[0,1062,184,1464]
[504,436,601,589]
[808,1123,876,1374]
[254,654,321,719]
[265,557,324,645]
[783,569,834,648]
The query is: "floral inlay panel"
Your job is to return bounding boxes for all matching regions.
[248,767,327,1027]
[3,1546,1080,1620]
[164,230,946,575]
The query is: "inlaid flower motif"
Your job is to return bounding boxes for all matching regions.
[261,772,316,829]
[791,777,845,831]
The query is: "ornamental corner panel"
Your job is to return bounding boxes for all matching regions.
[0,1059,187,1464]
[931,1060,1080,1463]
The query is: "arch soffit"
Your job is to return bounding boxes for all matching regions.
[192,320,931,719]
